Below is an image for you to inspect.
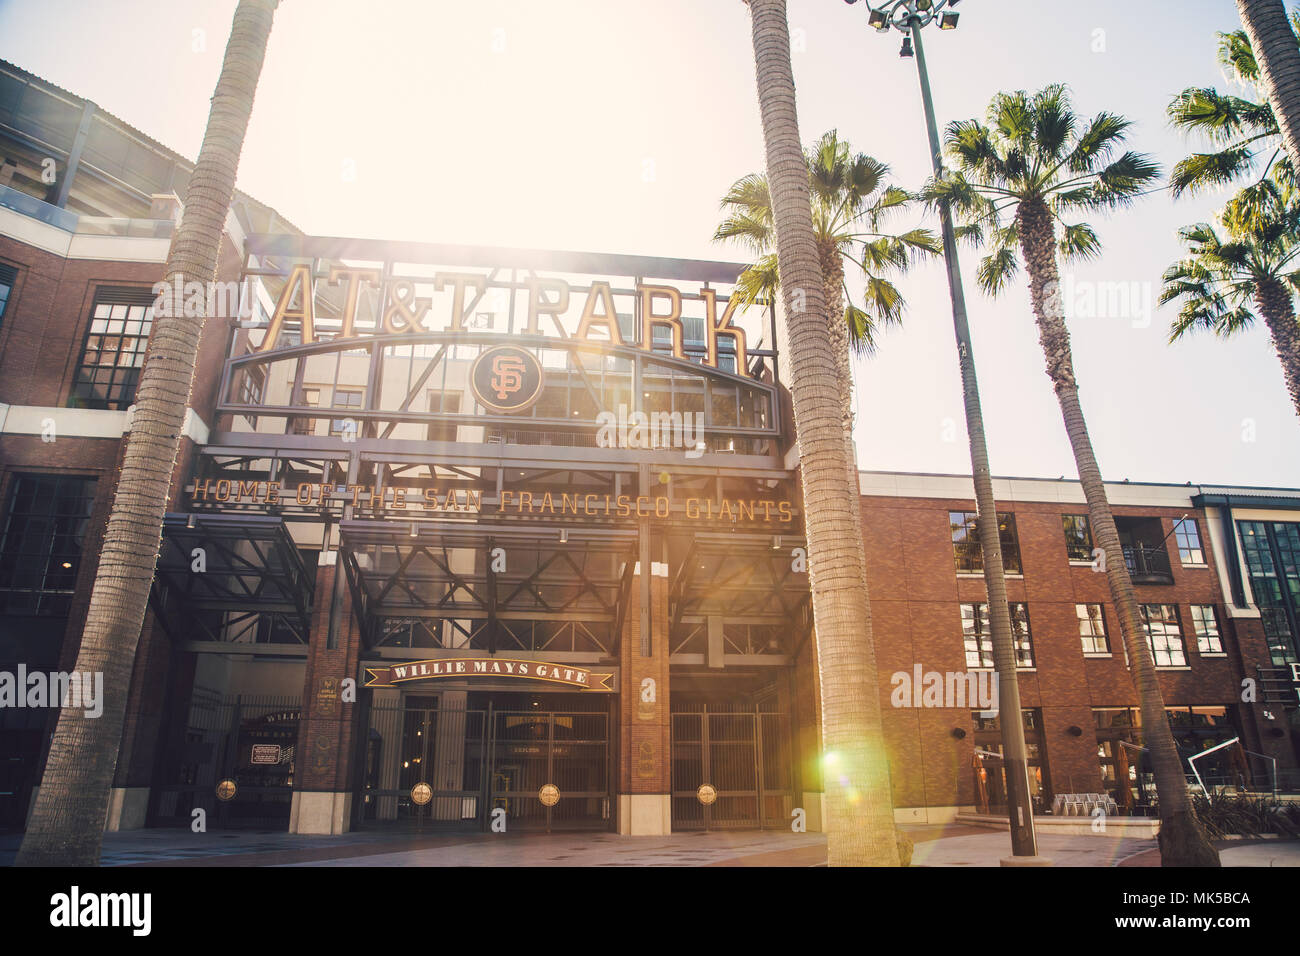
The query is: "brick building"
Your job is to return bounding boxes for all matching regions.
[0,59,1297,838]
[860,472,1300,823]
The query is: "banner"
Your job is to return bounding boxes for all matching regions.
[364,657,615,692]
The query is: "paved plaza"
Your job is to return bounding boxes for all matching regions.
[1,824,1294,867]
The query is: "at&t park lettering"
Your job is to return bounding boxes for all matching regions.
[189,480,794,523]
[256,263,750,374]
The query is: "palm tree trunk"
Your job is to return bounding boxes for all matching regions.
[1016,199,1220,866]
[1236,0,1300,177]
[1253,277,1300,420]
[16,0,279,867]
[747,0,899,866]
[817,247,870,580]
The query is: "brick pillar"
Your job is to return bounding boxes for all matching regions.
[105,611,172,830]
[617,556,671,834]
[1041,704,1104,798]
[289,551,363,834]
[792,629,825,831]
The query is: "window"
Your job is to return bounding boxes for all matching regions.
[68,288,155,410]
[1062,514,1093,561]
[425,390,461,442]
[1189,604,1223,654]
[961,602,1034,668]
[1174,518,1205,565]
[1140,604,1186,667]
[0,474,97,616]
[0,262,16,330]
[1077,603,1109,655]
[293,387,322,435]
[950,511,1022,574]
[330,388,363,437]
[1238,520,1299,665]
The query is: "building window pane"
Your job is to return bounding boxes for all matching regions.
[0,473,98,616]
[1062,514,1093,561]
[68,289,155,410]
[1189,604,1223,654]
[962,602,1034,668]
[1238,520,1300,665]
[330,388,363,437]
[0,263,16,330]
[1140,603,1186,667]
[1174,518,1205,565]
[950,511,1021,574]
[426,390,461,442]
[1077,603,1109,655]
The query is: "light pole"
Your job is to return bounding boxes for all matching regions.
[846,0,1043,862]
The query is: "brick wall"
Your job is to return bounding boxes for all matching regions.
[861,492,1294,809]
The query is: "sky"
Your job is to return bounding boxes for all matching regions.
[1,0,1295,488]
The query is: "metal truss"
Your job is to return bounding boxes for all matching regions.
[151,513,314,644]
[340,518,637,652]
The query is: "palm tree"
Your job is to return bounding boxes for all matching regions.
[928,84,1221,866]
[1168,12,1300,203]
[745,0,900,866]
[1161,181,1300,419]
[712,133,936,637]
[16,0,280,867]
[1236,0,1300,179]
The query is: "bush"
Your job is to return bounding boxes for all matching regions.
[1189,790,1300,839]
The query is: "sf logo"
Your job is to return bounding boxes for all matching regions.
[491,355,526,400]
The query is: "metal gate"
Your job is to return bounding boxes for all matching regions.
[359,701,489,827]
[671,709,793,830]
[359,698,611,831]
[489,710,611,830]
[151,694,300,829]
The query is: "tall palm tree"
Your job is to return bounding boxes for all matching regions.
[1168,11,1300,204]
[1161,181,1300,419]
[16,0,280,867]
[1236,0,1300,179]
[928,84,1221,866]
[745,0,900,867]
[712,133,936,624]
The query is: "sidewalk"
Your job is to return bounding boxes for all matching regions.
[2,824,1295,867]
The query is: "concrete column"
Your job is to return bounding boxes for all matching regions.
[616,557,672,835]
[290,552,363,834]
[432,690,468,821]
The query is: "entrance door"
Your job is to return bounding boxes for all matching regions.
[488,709,610,830]
[360,695,612,831]
[671,708,793,830]
[151,695,301,829]
[359,696,488,828]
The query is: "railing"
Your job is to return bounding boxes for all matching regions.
[1123,545,1173,582]
[0,183,78,231]
[75,215,175,238]
[0,184,176,238]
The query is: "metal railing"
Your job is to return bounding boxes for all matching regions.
[1124,545,1173,581]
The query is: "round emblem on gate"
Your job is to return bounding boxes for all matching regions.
[215,779,238,802]
[697,783,718,806]
[411,782,433,806]
[469,345,544,414]
[539,784,561,807]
